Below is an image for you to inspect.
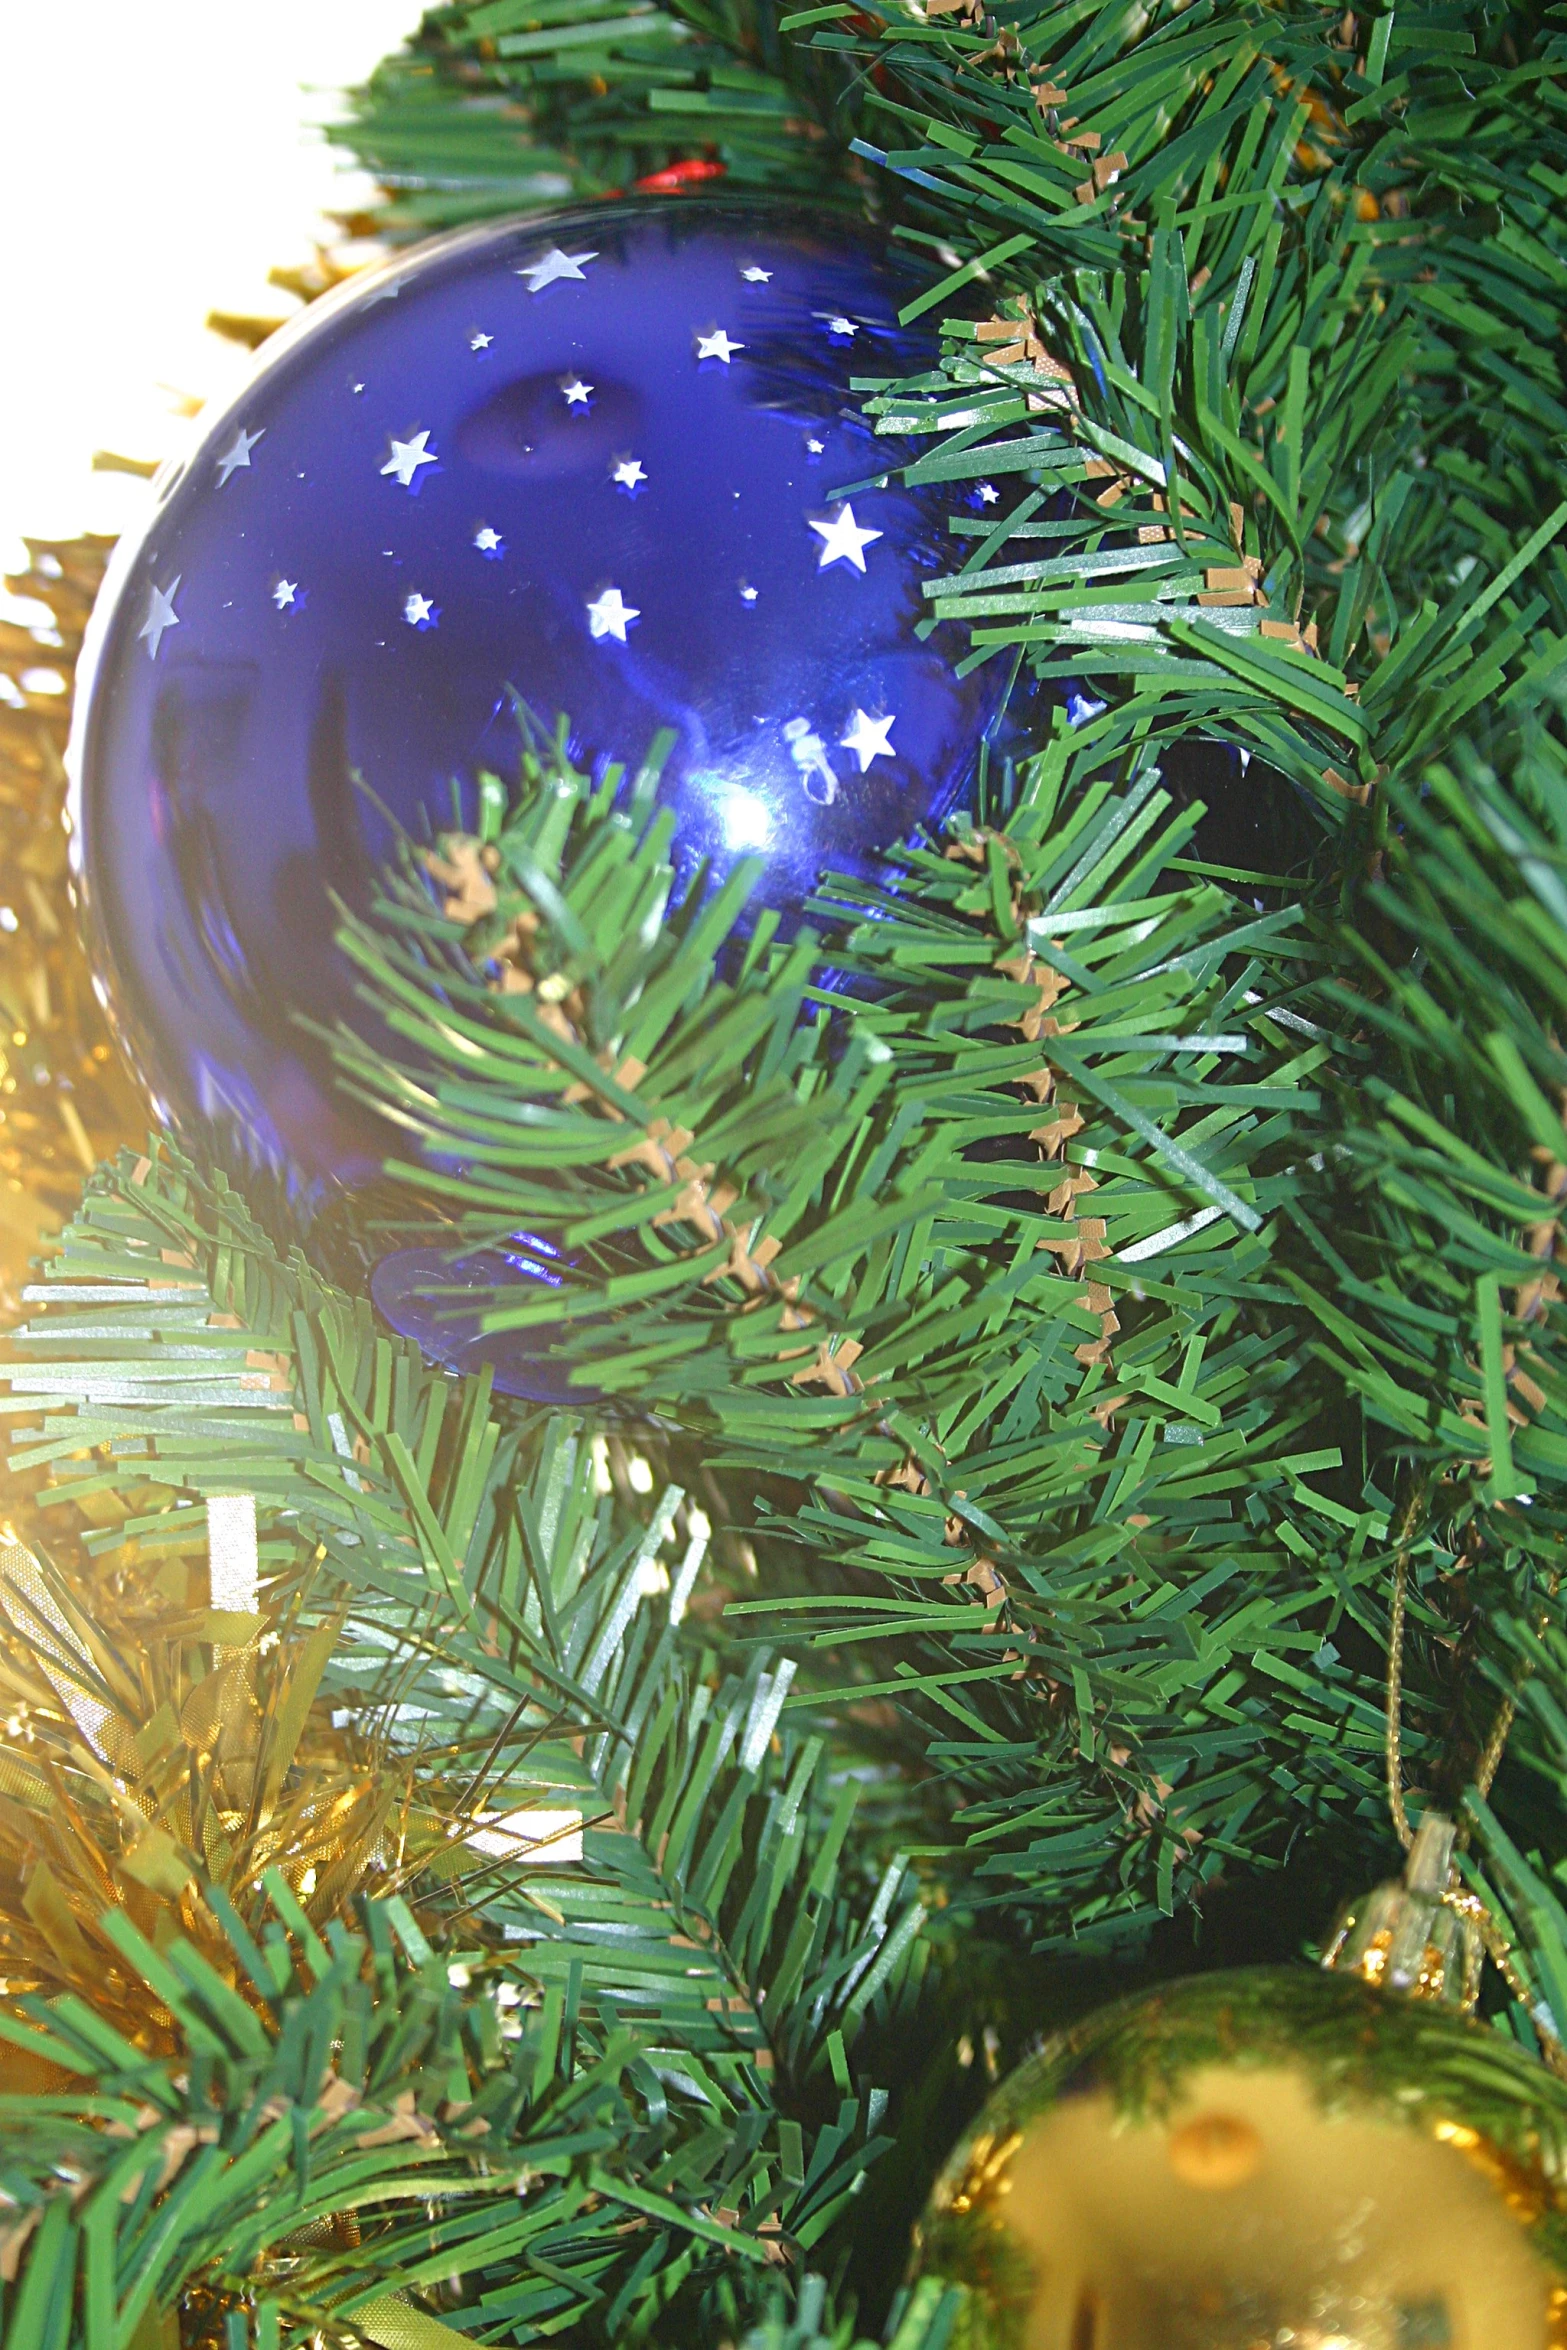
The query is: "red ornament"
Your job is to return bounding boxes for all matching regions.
[633,156,727,192]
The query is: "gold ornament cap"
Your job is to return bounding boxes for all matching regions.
[1321,1811,1484,2013]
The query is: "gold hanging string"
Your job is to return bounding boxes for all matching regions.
[1454,1687,1517,1855]
[1386,1551,1413,1851]
[1450,1614,1567,2073]
[1444,1880,1567,2079]
[1383,1475,1430,1853]
[1452,1575,1555,1865]
[1380,1481,1567,2073]
[1384,1475,1514,1848]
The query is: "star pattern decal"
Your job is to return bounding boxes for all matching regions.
[182,235,946,846]
[840,708,896,771]
[976,481,1000,505]
[82,189,1021,1204]
[139,578,181,661]
[382,430,438,488]
[587,586,639,642]
[216,425,264,486]
[810,503,882,574]
[520,247,597,294]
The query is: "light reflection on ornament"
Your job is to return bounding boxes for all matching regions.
[704,778,774,854]
[911,1969,1567,2350]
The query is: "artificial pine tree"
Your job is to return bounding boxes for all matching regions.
[9,0,1567,2342]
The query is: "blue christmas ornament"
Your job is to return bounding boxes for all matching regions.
[71,197,1013,1196]
[369,1239,584,1406]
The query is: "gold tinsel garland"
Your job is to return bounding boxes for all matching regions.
[0,1507,528,2111]
[0,247,367,1321]
[0,535,143,1321]
[0,1530,461,2084]
[0,265,469,2071]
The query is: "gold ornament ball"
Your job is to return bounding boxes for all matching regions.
[908,1968,1567,2349]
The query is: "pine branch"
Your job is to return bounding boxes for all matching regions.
[297,714,1461,1945]
[0,1883,812,2349]
[15,8,1567,2338]
[0,1158,933,2340]
[330,0,877,235]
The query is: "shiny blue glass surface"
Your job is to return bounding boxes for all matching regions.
[71,196,1013,1196]
[369,1241,584,1405]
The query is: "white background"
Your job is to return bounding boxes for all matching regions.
[0,0,418,590]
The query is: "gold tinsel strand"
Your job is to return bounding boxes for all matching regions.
[0,535,144,1321]
[0,1531,488,2085]
[0,244,367,1323]
[0,1536,395,2072]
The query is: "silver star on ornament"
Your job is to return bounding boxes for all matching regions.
[977,481,1000,505]
[474,527,503,555]
[696,328,744,364]
[215,425,264,486]
[520,247,597,293]
[404,592,438,629]
[139,577,181,660]
[470,331,493,350]
[611,457,647,491]
[741,266,772,283]
[382,430,438,488]
[561,377,593,408]
[587,586,639,642]
[824,315,858,338]
[273,579,298,611]
[810,503,882,573]
[840,709,896,771]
